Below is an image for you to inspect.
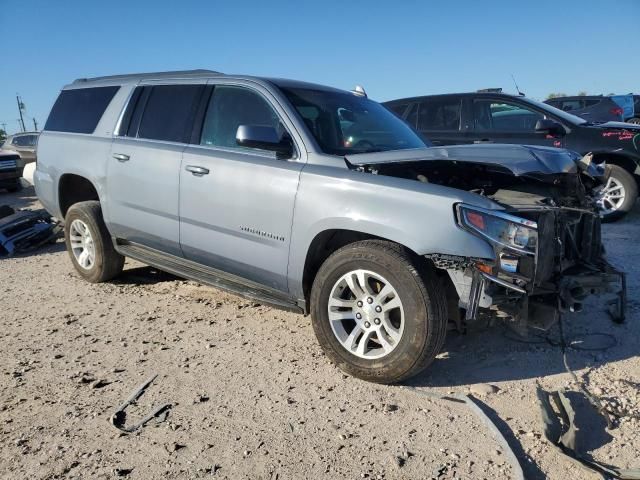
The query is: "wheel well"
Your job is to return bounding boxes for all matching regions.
[301,230,459,324]
[302,230,380,301]
[58,174,99,218]
[592,153,639,179]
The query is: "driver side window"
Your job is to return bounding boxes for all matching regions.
[200,86,282,151]
[474,100,544,132]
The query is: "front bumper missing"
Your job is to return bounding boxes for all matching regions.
[465,261,626,333]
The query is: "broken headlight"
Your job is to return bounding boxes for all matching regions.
[456,204,538,255]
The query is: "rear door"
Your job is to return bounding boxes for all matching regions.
[412,97,468,145]
[179,83,304,291]
[469,97,564,148]
[107,83,204,256]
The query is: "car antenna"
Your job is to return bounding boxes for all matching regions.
[511,74,525,96]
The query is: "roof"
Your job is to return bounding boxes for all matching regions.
[383,91,522,104]
[72,69,224,84]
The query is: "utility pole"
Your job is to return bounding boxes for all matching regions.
[32,118,38,131]
[16,95,26,132]
[1,123,6,132]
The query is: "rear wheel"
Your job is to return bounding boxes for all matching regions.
[64,201,124,282]
[597,165,638,222]
[310,240,447,384]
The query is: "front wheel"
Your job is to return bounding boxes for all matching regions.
[597,165,638,222]
[310,240,447,384]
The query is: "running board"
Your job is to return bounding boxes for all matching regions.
[114,241,304,313]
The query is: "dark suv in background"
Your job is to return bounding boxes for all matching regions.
[384,91,640,221]
[544,95,625,123]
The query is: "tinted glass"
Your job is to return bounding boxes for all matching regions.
[136,85,202,142]
[387,103,408,118]
[584,99,600,107]
[200,86,281,149]
[474,100,543,131]
[44,86,119,134]
[559,100,582,111]
[417,99,461,131]
[281,87,426,156]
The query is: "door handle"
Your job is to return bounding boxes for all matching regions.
[185,165,210,176]
[473,139,494,144]
[113,153,130,162]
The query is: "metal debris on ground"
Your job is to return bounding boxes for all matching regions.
[403,387,525,480]
[536,386,640,480]
[110,374,171,433]
[0,207,62,256]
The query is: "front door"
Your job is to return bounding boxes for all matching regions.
[179,84,303,291]
[469,98,565,149]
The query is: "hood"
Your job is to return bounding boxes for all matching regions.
[587,121,640,131]
[345,144,582,176]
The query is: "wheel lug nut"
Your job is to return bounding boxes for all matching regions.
[367,297,373,304]
[357,301,363,307]
[375,305,382,313]
[374,318,381,325]
[364,321,371,328]
[355,313,362,319]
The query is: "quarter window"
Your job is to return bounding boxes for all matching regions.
[44,86,120,134]
[136,85,203,143]
[417,99,461,131]
[200,86,281,150]
[473,100,544,131]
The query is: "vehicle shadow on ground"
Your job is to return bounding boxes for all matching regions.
[114,265,180,285]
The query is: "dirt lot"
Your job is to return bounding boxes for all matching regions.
[1,187,639,480]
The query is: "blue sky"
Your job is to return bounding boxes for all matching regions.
[1,0,638,134]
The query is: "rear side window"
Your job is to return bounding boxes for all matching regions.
[44,86,119,134]
[135,85,203,143]
[386,103,409,118]
[417,99,461,131]
[584,99,600,107]
[559,100,582,111]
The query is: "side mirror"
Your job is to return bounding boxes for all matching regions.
[236,125,293,158]
[535,118,565,137]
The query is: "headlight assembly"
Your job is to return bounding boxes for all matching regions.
[456,204,537,255]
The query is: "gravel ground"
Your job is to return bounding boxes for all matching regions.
[1,187,638,480]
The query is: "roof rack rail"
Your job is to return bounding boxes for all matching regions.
[73,69,223,84]
[477,88,503,93]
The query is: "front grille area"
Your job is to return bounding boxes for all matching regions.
[0,159,18,171]
[535,209,602,285]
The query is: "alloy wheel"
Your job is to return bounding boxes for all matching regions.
[327,269,404,359]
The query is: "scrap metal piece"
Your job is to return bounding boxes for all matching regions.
[0,208,62,256]
[110,374,171,433]
[536,386,640,480]
[404,387,524,480]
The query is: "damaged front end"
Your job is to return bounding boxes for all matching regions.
[347,144,626,333]
[447,201,625,334]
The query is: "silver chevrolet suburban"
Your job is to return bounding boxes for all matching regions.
[35,70,625,383]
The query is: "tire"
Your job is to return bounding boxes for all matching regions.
[310,240,447,384]
[599,165,638,222]
[64,201,124,283]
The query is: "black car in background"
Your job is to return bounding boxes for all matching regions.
[384,91,640,221]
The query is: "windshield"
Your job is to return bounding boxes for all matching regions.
[522,97,588,125]
[280,87,427,156]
